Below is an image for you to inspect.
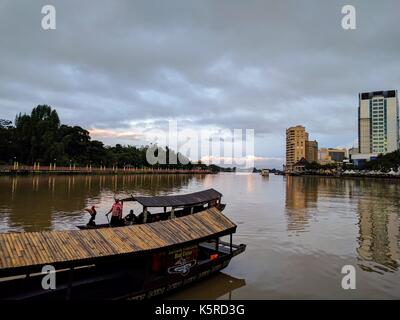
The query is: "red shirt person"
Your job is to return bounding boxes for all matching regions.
[106,198,123,226]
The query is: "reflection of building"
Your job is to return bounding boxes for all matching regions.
[285,176,318,231]
[318,148,347,164]
[285,125,318,172]
[357,188,400,272]
[359,90,399,154]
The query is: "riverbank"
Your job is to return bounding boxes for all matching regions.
[0,165,211,176]
[288,172,400,180]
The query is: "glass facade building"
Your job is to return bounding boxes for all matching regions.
[358,90,399,154]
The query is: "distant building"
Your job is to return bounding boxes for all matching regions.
[318,148,347,164]
[351,153,378,168]
[348,147,359,157]
[359,90,399,154]
[286,125,308,172]
[306,140,318,163]
[285,125,318,172]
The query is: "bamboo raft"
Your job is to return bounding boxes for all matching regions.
[0,207,236,278]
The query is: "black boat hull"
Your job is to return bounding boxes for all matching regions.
[125,243,245,300]
[0,241,246,300]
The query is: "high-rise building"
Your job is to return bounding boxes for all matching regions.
[286,125,308,172]
[306,140,318,163]
[358,90,399,154]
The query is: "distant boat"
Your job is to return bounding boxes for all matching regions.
[261,169,269,176]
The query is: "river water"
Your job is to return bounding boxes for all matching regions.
[0,173,399,299]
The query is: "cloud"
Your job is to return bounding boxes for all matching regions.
[0,0,399,168]
[89,128,144,142]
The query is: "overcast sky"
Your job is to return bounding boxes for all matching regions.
[1,0,399,168]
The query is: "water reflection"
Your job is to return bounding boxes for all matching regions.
[0,174,204,232]
[1,173,400,298]
[167,272,246,300]
[356,183,400,273]
[285,176,318,232]
[285,176,400,273]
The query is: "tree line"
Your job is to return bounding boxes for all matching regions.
[0,105,219,170]
[302,150,400,172]
[363,150,400,171]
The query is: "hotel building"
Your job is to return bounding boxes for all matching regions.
[285,125,318,172]
[358,90,399,154]
[286,126,308,172]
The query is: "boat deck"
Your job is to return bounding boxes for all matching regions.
[0,207,236,277]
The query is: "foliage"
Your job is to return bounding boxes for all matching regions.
[0,105,223,171]
[305,161,338,170]
[364,150,400,172]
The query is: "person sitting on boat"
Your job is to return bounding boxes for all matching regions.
[136,209,151,224]
[123,209,137,224]
[106,198,124,227]
[84,206,97,226]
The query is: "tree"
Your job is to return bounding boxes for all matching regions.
[0,119,14,164]
[1,105,225,171]
[59,125,91,164]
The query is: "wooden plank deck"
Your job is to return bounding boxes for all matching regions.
[0,208,236,276]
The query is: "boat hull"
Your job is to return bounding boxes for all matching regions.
[0,241,246,300]
[126,243,245,300]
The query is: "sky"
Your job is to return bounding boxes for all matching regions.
[1,0,400,168]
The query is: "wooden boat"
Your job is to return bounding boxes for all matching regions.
[77,188,226,230]
[0,207,245,300]
[260,169,269,176]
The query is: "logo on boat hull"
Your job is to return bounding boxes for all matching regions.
[167,258,197,276]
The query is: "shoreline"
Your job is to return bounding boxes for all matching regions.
[287,173,400,180]
[0,168,212,176]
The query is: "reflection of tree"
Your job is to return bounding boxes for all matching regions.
[285,176,318,232]
[0,174,199,232]
[356,182,400,273]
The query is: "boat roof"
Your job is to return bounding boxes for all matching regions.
[124,188,222,208]
[0,207,235,277]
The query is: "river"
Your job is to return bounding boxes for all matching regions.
[0,173,399,299]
